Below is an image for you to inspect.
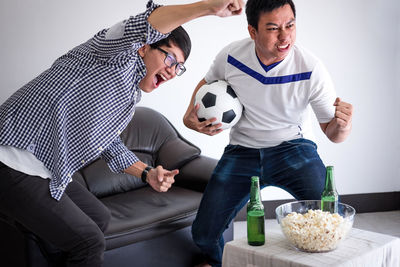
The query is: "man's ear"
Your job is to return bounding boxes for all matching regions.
[248,25,257,40]
[138,44,150,58]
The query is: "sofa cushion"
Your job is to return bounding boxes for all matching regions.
[157,138,200,170]
[80,107,201,197]
[101,186,202,250]
[79,152,151,198]
[121,107,201,169]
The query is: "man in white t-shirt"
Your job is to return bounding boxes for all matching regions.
[183,0,353,266]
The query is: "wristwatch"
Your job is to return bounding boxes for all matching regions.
[141,166,153,183]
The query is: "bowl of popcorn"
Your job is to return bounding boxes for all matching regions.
[275,200,355,252]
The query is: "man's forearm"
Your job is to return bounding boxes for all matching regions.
[321,97,353,143]
[147,2,212,34]
[324,120,352,143]
[147,0,244,34]
[124,161,148,178]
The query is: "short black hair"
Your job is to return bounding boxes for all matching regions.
[150,26,191,61]
[246,0,296,30]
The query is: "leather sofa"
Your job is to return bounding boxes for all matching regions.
[0,106,233,267]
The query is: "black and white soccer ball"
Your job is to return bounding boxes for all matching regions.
[194,80,243,130]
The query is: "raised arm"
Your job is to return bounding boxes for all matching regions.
[148,0,244,34]
[320,97,353,143]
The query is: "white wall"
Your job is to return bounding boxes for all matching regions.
[0,0,399,200]
[397,0,400,198]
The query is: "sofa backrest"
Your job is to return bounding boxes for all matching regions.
[75,107,201,198]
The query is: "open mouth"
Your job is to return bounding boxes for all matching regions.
[155,73,167,87]
[277,43,290,52]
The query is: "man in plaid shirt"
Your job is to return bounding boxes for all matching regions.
[0,0,244,266]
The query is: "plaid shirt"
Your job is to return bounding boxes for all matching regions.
[0,0,168,201]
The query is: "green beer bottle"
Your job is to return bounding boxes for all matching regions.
[321,166,339,213]
[247,176,265,246]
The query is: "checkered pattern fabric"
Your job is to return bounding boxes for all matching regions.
[0,0,168,200]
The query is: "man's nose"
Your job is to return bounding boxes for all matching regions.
[279,28,290,41]
[165,66,176,77]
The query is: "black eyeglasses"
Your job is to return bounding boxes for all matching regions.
[156,47,186,76]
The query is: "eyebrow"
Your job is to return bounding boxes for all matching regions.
[266,19,296,27]
[168,50,185,63]
[169,51,178,60]
[161,47,176,60]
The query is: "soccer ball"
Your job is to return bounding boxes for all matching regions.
[194,80,243,130]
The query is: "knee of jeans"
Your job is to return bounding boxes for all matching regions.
[98,208,111,233]
[74,225,106,254]
[68,228,105,265]
[90,231,106,253]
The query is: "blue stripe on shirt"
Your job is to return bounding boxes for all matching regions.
[227,55,312,84]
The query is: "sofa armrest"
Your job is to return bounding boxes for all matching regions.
[157,138,200,170]
[174,155,218,192]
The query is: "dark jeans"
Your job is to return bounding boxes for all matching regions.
[0,162,111,267]
[191,138,326,267]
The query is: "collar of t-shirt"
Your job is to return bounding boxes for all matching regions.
[256,55,283,73]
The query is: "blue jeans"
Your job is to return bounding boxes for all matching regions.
[191,138,326,267]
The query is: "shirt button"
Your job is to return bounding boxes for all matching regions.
[81,160,85,164]
[57,184,66,190]
[27,144,35,153]
[117,130,121,135]
[98,147,103,151]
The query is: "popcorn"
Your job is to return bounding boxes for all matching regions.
[280,209,352,252]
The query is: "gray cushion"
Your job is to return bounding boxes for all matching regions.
[102,186,203,250]
[79,107,201,197]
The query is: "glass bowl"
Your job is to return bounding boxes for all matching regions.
[275,200,355,252]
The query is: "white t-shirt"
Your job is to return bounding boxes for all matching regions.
[0,145,51,179]
[205,38,336,148]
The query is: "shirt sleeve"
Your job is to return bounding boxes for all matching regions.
[204,45,230,83]
[89,0,169,59]
[101,136,139,173]
[309,60,337,123]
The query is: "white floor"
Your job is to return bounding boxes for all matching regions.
[234,210,400,240]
